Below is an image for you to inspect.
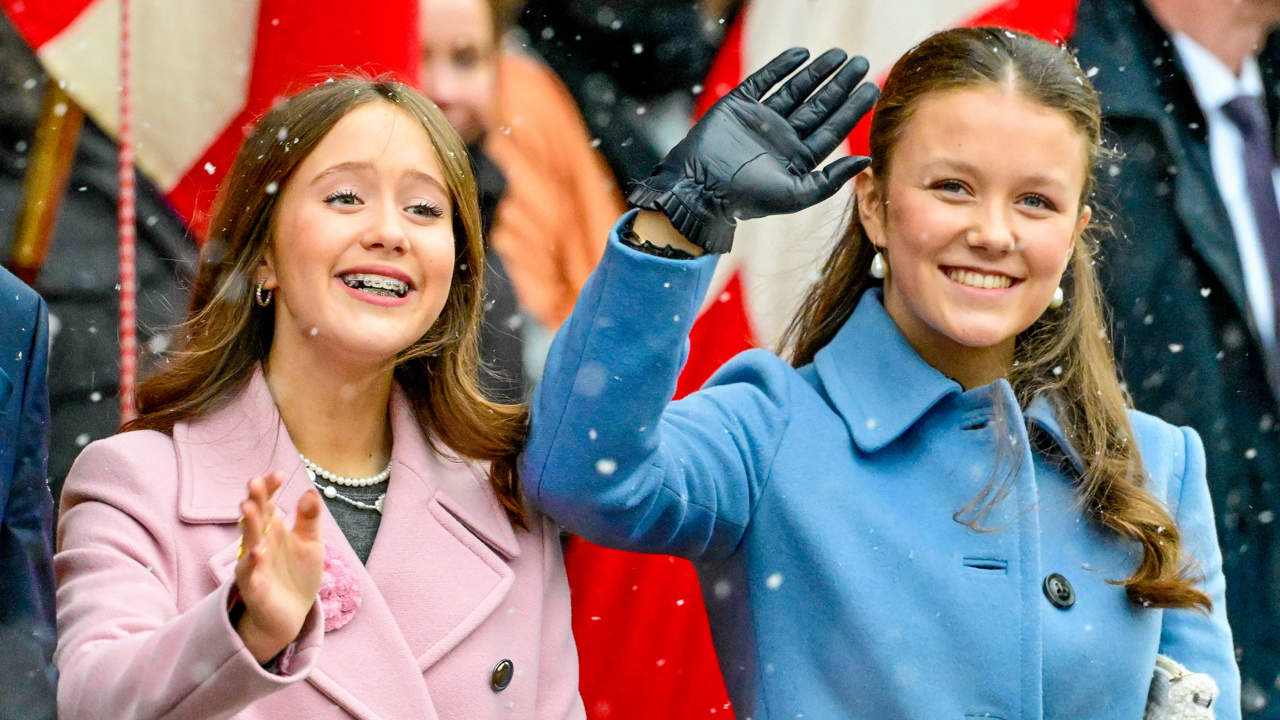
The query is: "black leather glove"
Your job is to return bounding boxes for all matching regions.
[628,47,879,254]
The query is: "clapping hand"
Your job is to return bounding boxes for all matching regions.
[233,472,324,663]
[629,47,880,253]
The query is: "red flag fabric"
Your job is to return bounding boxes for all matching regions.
[567,2,1080,718]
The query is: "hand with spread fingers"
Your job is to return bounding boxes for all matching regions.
[233,472,324,663]
[628,47,880,254]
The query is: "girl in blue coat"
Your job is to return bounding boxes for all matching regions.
[523,27,1241,719]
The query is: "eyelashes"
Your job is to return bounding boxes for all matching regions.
[408,201,445,219]
[1017,194,1057,211]
[932,179,968,194]
[325,188,361,205]
[323,189,446,218]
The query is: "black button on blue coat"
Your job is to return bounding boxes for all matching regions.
[1043,573,1075,609]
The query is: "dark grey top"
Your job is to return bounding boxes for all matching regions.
[316,481,385,564]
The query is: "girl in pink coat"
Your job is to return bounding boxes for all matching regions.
[53,78,584,720]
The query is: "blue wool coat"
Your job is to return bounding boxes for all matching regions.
[523,213,1241,719]
[0,267,56,719]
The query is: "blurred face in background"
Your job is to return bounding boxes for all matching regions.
[418,0,498,145]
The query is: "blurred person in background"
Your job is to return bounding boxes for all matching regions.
[0,266,55,720]
[1070,0,1280,714]
[516,0,737,188]
[418,0,623,391]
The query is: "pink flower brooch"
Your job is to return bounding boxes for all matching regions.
[275,543,361,676]
[319,542,361,632]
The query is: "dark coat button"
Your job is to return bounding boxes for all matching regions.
[490,659,514,692]
[1043,573,1075,609]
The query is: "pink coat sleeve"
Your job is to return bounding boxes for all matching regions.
[54,436,324,720]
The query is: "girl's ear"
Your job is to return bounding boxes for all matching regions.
[254,250,278,291]
[855,169,885,249]
[1071,204,1092,256]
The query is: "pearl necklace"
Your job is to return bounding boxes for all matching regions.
[299,453,391,487]
[300,453,391,514]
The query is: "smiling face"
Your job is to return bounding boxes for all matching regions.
[257,102,458,372]
[857,86,1092,379]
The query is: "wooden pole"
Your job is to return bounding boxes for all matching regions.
[7,81,84,285]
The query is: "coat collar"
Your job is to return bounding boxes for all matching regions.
[812,291,961,452]
[1024,394,1088,477]
[812,291,1088,476]
[174,367,519,559]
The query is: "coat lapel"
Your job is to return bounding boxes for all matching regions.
[363,388,520,671]
[182,370,438,720]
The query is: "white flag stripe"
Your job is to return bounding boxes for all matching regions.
[36,0,260,189]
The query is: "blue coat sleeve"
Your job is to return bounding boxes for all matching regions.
[1157,425,1241,719]
[523,212,792,560]
[0,285,57,720]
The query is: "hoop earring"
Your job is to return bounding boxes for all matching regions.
[869,251,887,280]
[1050,286,1064,310]
[255,282,273,307]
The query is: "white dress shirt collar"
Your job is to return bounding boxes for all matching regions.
[1173,31,1265,108]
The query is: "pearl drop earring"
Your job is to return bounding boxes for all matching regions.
[1050,286,1064,309]
[870,252,887,280]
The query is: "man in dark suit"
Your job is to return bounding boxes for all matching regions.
[0,266,55,720]
[1072,0,1280,714]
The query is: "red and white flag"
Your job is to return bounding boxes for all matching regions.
[3,0,418,417]
[567,2,1080,719]
[2,0,419,235]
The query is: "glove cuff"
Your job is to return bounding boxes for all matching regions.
[628,181,736,255]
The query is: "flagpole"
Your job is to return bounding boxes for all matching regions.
[7,83,84,285]
[118,0,138,423]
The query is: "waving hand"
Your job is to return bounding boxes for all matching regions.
[629,47,879,253]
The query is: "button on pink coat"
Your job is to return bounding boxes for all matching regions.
[54,370,584,720]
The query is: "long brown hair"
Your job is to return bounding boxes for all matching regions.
[121,77,528,528]
[781,28,1208,610]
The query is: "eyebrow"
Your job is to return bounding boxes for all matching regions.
[309,161,448,195]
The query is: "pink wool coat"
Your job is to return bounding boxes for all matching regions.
[54,371,584,720]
